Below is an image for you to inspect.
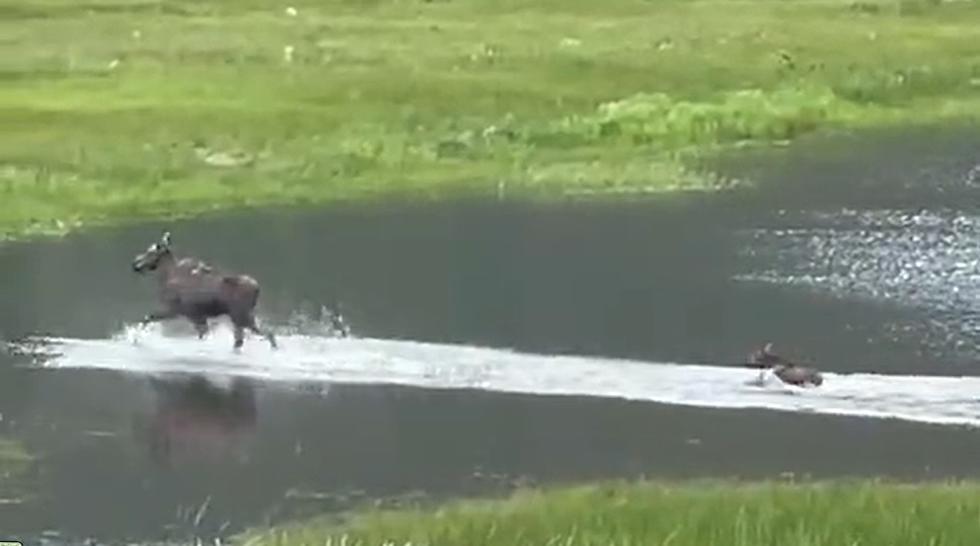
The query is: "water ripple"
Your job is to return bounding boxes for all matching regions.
[736,207,980,356]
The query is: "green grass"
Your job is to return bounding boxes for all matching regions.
[0,437,31,471]
[2,0,980,239]
[0,436,34,502]
[238,479,980,546]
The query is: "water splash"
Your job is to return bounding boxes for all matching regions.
[8,322,980,428]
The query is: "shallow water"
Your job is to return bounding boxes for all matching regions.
[2,124,980,542]
[15,322,980,428]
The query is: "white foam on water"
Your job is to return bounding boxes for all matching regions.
[10,322,980,428]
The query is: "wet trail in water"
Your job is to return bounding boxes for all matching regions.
[10,318,980,428]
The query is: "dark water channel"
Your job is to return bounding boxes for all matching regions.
[1,124,980,543]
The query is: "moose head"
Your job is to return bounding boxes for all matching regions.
[132,231,173,273]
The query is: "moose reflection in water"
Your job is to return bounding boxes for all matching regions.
[131,231,278,350]
[136,374,258,465]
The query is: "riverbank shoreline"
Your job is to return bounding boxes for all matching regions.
[3,0,980,242]
[238,478,980,546]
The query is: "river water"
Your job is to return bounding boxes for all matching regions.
[1,124,980,543]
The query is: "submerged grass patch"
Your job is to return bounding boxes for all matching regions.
[2,0,980,238]
[239,479,980,546]
[0,436,34,502]
[0,437,31,471]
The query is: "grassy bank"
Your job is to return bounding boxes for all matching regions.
[239,479,980,546]
[2,0,980,239]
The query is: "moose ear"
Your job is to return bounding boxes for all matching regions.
[161,231,172,248]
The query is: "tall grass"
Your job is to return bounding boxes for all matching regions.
[2,0,980,239]
[239,479,980,546]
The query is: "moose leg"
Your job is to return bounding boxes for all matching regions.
[191,318,209,339]
[230,312,277,351]
[141,309,177,325]
[245,315,278,349]
[232,325,246,350]
[230,313,278,350]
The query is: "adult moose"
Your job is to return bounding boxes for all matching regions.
[131,231,278,350]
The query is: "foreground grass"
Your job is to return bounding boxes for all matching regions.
[2,0,980,239]
[239,479,980,546]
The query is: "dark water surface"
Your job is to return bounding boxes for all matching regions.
[2,124,980,542]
